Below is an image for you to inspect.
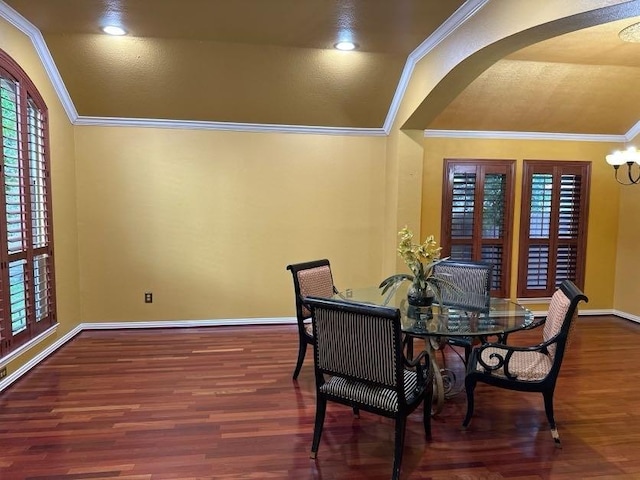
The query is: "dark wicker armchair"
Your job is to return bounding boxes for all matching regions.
[286,259,338,380]
[305,296,433,480]
[432,260,493,364]
[462,280,588,446]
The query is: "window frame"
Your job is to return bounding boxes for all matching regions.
[517,160,590,298]
[0,48,56,357]
[440,159,516,298]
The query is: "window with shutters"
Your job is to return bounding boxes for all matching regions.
[517,160,589,297]
[0,49,56,358]
[441,159,515,297]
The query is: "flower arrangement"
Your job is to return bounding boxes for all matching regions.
[380,226,452,306]
[397,227,441,288]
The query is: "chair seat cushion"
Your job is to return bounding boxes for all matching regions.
[319,369,419,413]
[476,346,553,381]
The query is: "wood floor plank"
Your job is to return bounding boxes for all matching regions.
[0,316,639,479]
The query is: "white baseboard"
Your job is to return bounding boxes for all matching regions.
[79,317,297,330]
[0,316,296,393]
[611,310,640,324]
[0,310,636,393]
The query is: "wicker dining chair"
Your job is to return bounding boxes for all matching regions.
[462,280,588,446]
[286,259,338,380]
[305,296,433,480]
[431,260,493,364]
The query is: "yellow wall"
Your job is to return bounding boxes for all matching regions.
[74,126,387,322]
[0,18,80,372]
[613,186,640,317]
[421,137,620,309]
[3,1,639,381]
[383,0,629,290]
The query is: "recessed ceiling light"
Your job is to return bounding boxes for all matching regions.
[619,22,640,43]
[334,41,357,51]
[102,25,127,36]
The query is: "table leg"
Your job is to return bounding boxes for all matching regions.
[427,336,465,415]
[429,354,445,415]
[408,335,458,416]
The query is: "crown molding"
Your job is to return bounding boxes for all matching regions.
[424,129,626,143]
[0,0,78,121]
[74,116,387,136]
[0,0,490,136]
[1,0,638,141]
[624,120,640,141]
[382,0,490,134]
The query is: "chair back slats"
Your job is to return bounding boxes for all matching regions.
[313,306,398,388]
[432,260,493,311]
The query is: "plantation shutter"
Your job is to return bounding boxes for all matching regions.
[441,160,515,297]
[0,55,56,356]
[517,161,589,297]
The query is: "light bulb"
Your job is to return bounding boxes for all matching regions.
[102,25,127,36]
[334,41,357,51]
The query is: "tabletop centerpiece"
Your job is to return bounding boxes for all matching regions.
[380,226,451,307]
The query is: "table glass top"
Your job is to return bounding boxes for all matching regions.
[332,284,537,337]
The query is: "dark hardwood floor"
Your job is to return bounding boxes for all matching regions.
[1,315,639,479]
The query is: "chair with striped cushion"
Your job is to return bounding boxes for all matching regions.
[462,280,588,446]
[432,260,493,364]
[305,296,433,480]
[286,259,338,380]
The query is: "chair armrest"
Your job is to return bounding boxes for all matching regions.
[477,340,547,354]
[404,349,429,368]
[474,337,558,378]
[404,349,432,389]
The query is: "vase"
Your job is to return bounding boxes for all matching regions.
[407,282,435,307]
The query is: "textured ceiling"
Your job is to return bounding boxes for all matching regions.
[2,0,465,128]
[3,0,640,135]
[420,15,640,135]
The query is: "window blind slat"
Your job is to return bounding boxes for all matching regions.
[451,172,476,239]
[0,51,57,356]
[518,162,589,297]
[443,160,515,297]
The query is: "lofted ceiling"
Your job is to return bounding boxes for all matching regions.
[2,0,640,136]
[413,14,640,136]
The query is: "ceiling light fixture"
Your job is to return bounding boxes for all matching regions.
[334,41,357,51]
[102,25,127,36]
[605,146,640,184]
[618,22,640,42]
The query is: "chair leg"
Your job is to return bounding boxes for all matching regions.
[392,417,407,480]
[463,344,472,366]
[423,385,433,440]
[462,376,476,428]
[293,339,308,380]
[543,391,561,447]
[310,396,327,459]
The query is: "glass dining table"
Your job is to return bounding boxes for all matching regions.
[332,283,537,415]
